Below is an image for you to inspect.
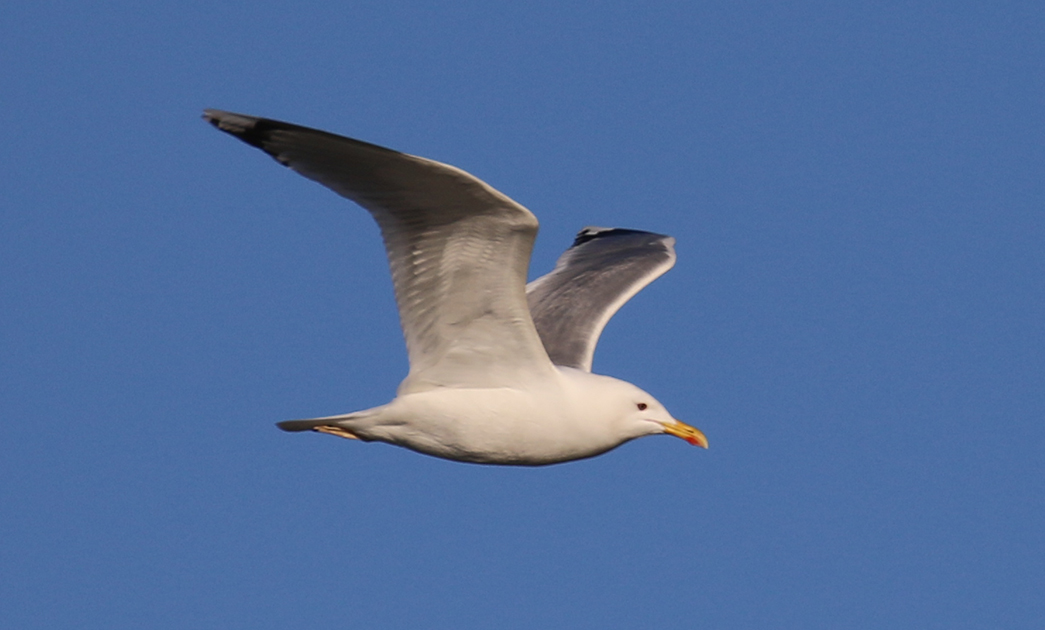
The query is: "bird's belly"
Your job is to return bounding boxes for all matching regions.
[369,387,615,466]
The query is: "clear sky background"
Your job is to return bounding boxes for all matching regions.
[2,1,1043,628]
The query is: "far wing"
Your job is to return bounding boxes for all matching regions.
[526,227,676,371]
[205,110,556,392]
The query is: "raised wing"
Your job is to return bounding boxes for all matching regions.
[205,110,555,393]
[526,227,676,371]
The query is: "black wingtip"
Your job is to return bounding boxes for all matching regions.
[202,109,275,150]
[571,227,663,248]
[203,110,412,167]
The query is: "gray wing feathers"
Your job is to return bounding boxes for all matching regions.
[526,228,676,371]
[205,110,554,391]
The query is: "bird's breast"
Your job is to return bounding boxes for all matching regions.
[369,384,618,465]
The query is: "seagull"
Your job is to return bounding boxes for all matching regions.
[204,110,707,465]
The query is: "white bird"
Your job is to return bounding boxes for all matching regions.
[204,110,707,465]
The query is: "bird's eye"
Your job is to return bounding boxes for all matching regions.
[637,403,648,411]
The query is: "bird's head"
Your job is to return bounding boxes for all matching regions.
[601,378,708,449]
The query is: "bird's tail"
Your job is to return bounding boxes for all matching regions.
[277,415,352,432]
[276,408,385,440]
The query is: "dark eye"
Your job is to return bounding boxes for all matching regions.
[637,403,648,411]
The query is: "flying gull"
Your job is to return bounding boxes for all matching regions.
[204,110,707,465]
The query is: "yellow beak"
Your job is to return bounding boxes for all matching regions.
[662,420,709,449]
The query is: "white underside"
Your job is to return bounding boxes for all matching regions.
[335,367,661,465]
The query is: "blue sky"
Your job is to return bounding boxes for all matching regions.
[2,1,1043,628]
